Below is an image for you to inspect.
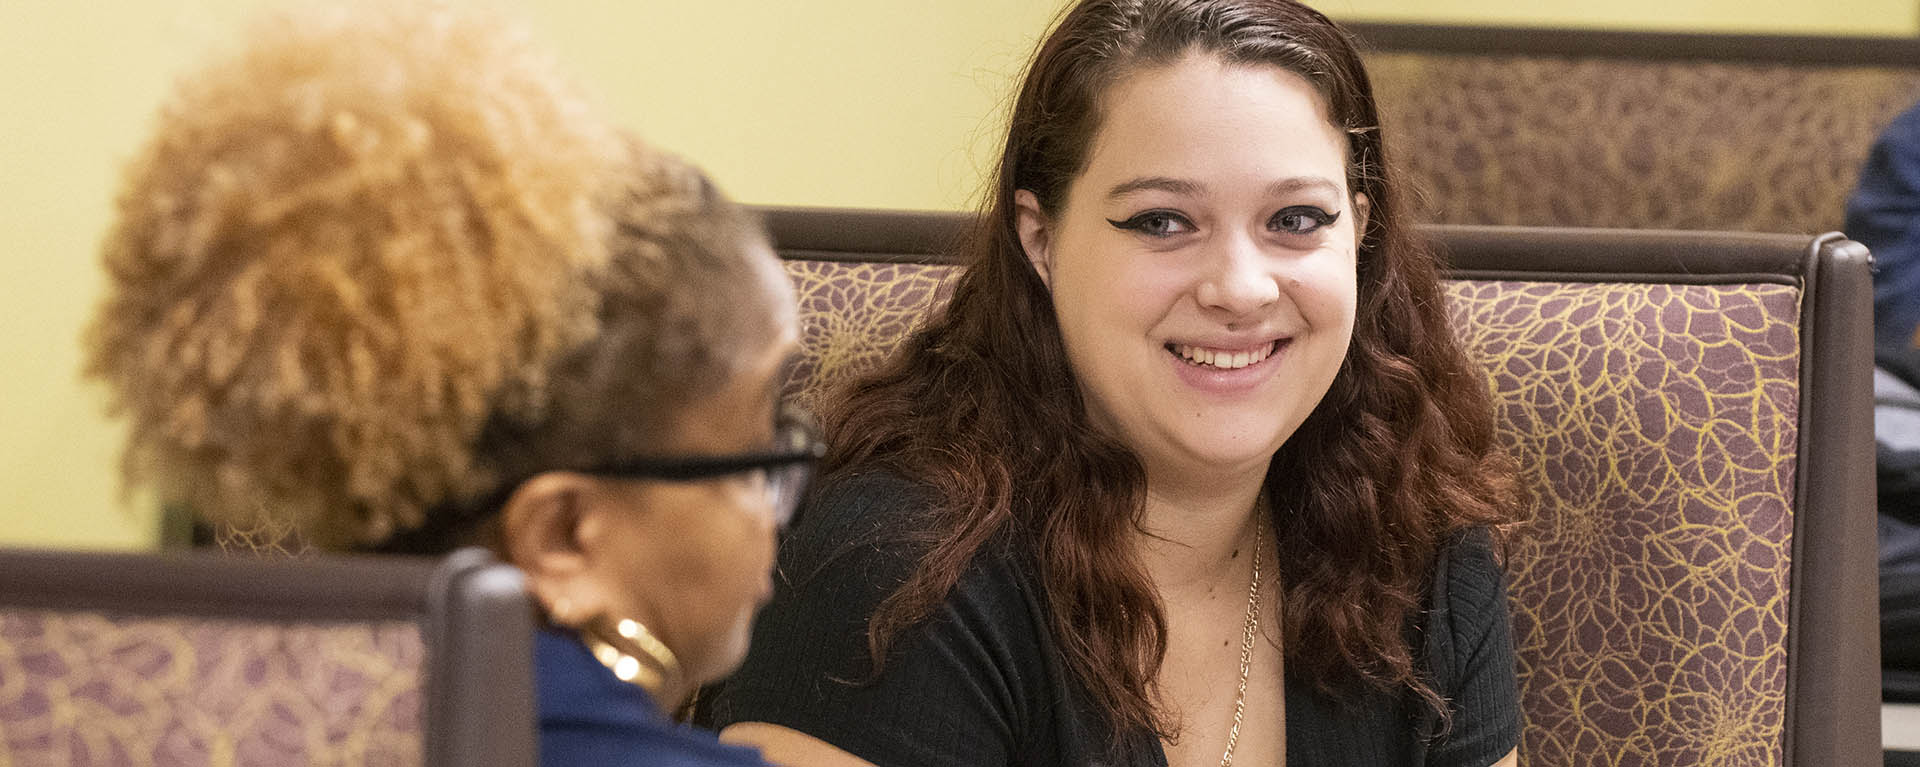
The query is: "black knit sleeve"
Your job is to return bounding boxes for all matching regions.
[703,473,1043,767]
[1423,528,1522,767]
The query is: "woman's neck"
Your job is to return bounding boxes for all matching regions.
[1132,466,1268,592]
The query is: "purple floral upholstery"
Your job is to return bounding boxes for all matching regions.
[780,255,1806,766]
[0,546,533,767]
[1447,280,1801,766]
[0,609,423,766]
[780,260,959,411]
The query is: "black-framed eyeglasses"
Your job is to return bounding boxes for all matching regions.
[584,409,825,528]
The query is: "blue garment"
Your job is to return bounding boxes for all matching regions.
[1848,101,1920,349]
[536,627,770,767]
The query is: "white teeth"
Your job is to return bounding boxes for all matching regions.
[1171,342,1276,370]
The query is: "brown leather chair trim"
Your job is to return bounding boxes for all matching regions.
[1345,21,1920,67]
[760,206,970,265]
[422,548,537,767]
[1784,234,1879,766]
[759,208,1818,286]
[1432,225,1809,285]
[0,547,437,621]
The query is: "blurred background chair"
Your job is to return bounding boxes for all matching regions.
[0,546,533,767]
[1349,23,1920,234]
[758,207,1878,766]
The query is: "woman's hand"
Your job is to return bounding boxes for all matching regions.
[720,722,876,767]
[1489,747,1519,767]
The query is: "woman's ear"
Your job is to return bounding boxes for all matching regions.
[1013,189,1054,290]
[498,471,610,624]
[1353,191,1372,241]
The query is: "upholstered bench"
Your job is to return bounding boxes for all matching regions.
[0,547,532,767]
[762,206,1877,767]
[1349,23,1920,234]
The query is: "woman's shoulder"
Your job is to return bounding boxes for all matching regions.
[780,470,942,569]
[709,470,1062,764]
[1420,526,1517,694]
[1426,527,1507,629]
[1433,526,1500,585]
[1416,529,1523,763]
[781,468,1027,588]
[536,629,769,767]
[804,470,940,530]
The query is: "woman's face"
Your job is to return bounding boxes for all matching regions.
[590,246,801,687]
[1017,53,1361,493]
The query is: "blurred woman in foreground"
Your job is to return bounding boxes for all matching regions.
[86,3,804,764]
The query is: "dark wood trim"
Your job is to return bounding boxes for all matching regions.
[1428,225,1814,280]
[1784,235,1882,765]
[759,206,971,263]
[0,547,439,621]
[758,207,1830,284]
[1445,269,1798,287]
[1344,21,1920,67]
[776,248,968,266]
[422,548,537,767]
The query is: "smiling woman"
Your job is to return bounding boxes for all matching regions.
[703,1,1526,766]
[1016,56,1361,495]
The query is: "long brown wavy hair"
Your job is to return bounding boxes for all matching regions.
[819,0,1523,744]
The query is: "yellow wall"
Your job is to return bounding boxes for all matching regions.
[1,0,1913,550]
[0,0,1070,550]
[1325,0,1919,36]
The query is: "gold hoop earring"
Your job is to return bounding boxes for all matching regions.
[580,616,682,699]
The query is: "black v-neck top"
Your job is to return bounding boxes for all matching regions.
[707,472,1520,767]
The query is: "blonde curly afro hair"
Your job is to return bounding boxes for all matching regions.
[86,1,778,551]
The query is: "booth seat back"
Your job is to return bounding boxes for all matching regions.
[760,206,1877,767]
[1349,24,1920,234]
[0,547,533,767]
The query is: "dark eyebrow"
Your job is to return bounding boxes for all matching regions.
[1105,176,1203,201]
[1105,175,1346,202]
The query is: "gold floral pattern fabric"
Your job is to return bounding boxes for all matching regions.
[783,258,1804,766]
[1446,279,1801,767]
[209,520,310,558]
[780,261,959,413]
[0,609,423,766]
[1367,52,1920,233]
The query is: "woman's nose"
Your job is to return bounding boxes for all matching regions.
[1194,233,1280,316]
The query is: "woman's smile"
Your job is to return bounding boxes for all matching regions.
[1165,338,1293,395]
[1167,339,1279,369]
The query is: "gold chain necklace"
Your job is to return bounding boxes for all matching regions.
[1218,519,1264,767]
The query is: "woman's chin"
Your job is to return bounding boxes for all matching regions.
[1158,433,1289,477]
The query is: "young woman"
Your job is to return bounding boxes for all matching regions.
[707,1,1525,765]
[85,4,809,765]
